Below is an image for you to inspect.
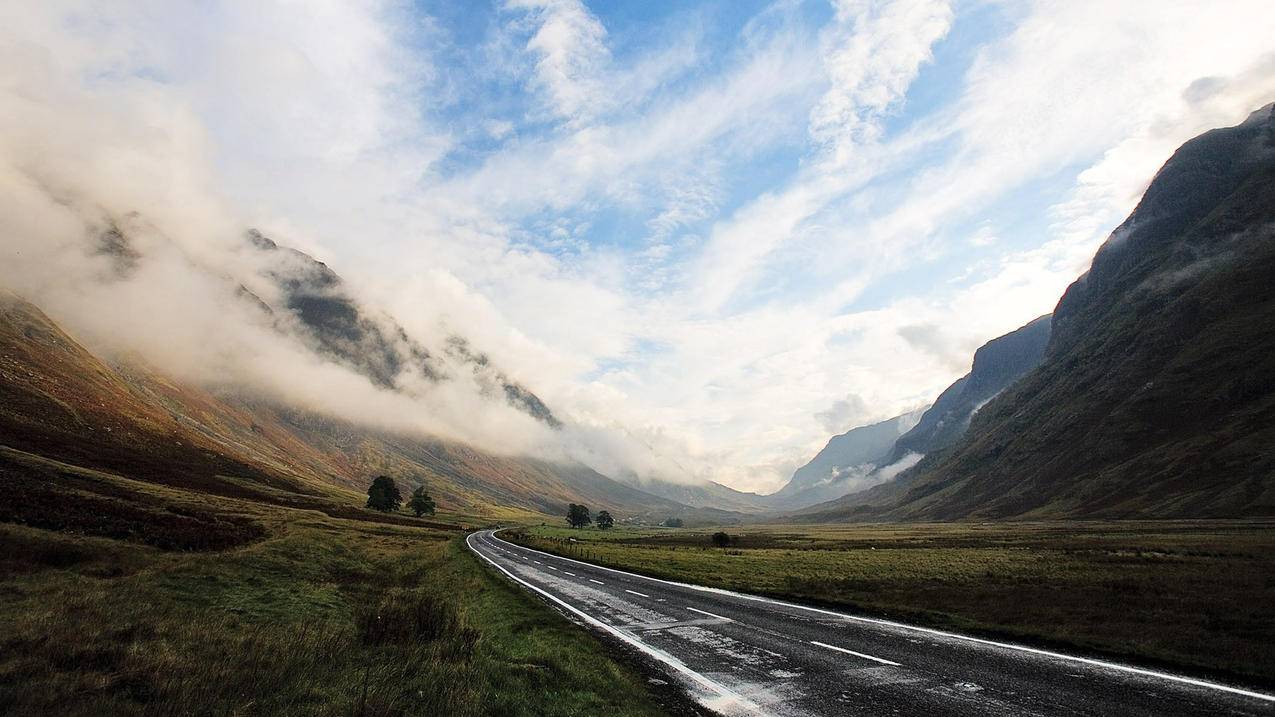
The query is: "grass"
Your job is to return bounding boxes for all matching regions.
[0,449,671,717]
[507,520,1275,686]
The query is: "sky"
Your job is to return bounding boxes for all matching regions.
[2,1,1275,494]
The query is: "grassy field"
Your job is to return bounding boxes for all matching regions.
[507,520,1275,685]
[0,449,673,717]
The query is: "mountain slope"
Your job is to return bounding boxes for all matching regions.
[0,292,716,520]
[821,103,1275,521]
[624,476,770,513]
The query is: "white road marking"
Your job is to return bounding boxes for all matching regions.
[686,606,733,622]
[811,640,901,666]
[625,589,650,598]
[466,533,770,716]
[564,571,577,576]
[489,531,1275,704]
[534,560,543,564]
[589,578,605,585]
[547,566,559,571]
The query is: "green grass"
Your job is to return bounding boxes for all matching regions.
[0,454,669,716]
[509,520,1275,685]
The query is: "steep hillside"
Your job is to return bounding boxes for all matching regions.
[766,413,920,510]
[0,293,710,520]
[810,103,1275,522]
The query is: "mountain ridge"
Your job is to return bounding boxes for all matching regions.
[796,102,1275,522]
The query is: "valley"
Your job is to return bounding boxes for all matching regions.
[2,4,1274,713]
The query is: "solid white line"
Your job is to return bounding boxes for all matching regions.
[686,606,732,622]
[466,533,769,716]
[811,640,900,666]
[589,578,605,585]
[625,589,650,598]
[489,531,1274,703]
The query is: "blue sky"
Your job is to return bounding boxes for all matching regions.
[5,1,1275,492]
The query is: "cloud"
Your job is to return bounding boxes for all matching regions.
[506,0,612,126]
[815,394,871,433]
[3,0,1274,499]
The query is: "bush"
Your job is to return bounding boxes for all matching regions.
[711,531,731,548]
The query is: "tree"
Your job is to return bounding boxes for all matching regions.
[366,475,402,512]
[662,517,684,528]
[595,510,614,530]
[711,531,732,548]
[408,486,436,517]
[566,503,592,529]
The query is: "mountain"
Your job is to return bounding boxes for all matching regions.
[802,102,1275,522]
[246,228,561,427]
[887,314,1051,462]
[0,292,728,521]
[771,314,1051,512]
[765,413,922,510]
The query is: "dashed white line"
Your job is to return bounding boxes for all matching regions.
[534,560,543,565]
[564,571,577,577]
[589,578,605,585]
[547,566,559,571]
[810,641,900,666]
[625,589,650,598]
[685,606,732,622]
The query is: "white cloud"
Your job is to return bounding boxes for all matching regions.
[506,0,612,126]
[3,0,1273,498]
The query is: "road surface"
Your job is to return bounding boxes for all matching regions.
[467,529,1274,716]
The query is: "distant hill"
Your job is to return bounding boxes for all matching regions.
[799,102,1275,522]
[0,293,728,522]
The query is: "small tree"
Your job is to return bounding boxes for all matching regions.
[662,517,684,528]
[366,475,402,512]
[566,503,592,529]
[408,486,436,517]
[711,531,731,548]
[595,510,614,530]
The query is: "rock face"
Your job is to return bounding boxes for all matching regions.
[801,102,1275,522]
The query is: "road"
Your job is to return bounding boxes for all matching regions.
[467,529,1274,716]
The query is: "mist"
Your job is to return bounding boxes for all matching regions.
[0,1,717,491]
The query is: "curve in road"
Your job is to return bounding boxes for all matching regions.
[467,529,1274,717]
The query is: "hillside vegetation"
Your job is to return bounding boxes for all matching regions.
[0,446,677,716]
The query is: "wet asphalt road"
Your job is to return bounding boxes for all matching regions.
[467,529,1274,717]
